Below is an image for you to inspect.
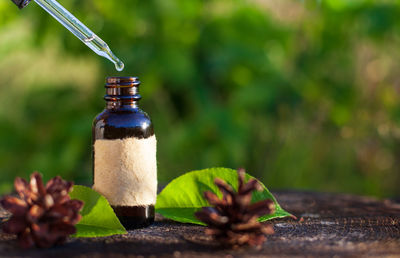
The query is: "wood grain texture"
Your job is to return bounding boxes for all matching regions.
[0,191,399,257]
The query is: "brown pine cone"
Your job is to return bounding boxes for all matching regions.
[195,168,275,248]
[0,172,83,248]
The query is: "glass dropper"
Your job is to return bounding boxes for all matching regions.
[22,0,124,71]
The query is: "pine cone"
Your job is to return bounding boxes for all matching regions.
[0,172,83,248]
[195,168,275,247]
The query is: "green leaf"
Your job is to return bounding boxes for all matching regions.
[69,185,127,237]
[155,167,292,225]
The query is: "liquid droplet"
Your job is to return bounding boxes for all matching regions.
[115,60,124,72]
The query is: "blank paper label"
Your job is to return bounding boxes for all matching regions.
[93,136,157,206]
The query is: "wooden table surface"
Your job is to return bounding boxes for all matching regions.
[0,191,399,257]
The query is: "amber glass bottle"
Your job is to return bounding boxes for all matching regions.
[92,76,157,229]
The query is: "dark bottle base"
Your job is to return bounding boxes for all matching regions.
[112,205,155,229]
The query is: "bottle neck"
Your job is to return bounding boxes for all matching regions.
[106,100,138,110]
[104,77,141,110]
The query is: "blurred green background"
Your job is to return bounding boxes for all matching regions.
[0,0,399,198]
